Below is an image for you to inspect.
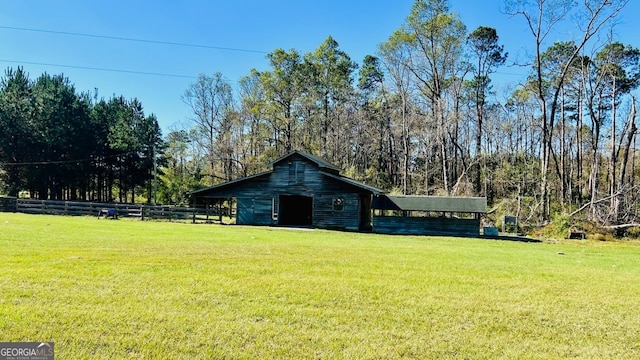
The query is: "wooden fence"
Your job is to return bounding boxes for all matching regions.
[0,196,17,212]
[1,198,225,223]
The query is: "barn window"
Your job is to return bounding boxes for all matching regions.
[288,162,305,184]
[333,197,344,211]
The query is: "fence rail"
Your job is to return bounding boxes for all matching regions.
[1,197,224,223]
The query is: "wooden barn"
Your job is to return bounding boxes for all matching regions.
[190,150,487,236]
[371,195,487,237]
[190,151,383,231]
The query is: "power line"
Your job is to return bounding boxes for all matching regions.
[0,59,197,79]
[0,159,90,166]
[0,151,144,167]
[0,25,268,54]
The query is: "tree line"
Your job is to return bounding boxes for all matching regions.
[0,68,163,202]
[171,0,638,227]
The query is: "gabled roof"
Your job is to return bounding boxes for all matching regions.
[271,150,342,173]
[320,171,385,195]
[189,151,384,197]
[189,170,271,196]
[372,195,487,213]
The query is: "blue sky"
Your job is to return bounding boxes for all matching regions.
[1,0,638,133]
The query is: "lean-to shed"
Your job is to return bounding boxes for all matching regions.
[372,195,487,237]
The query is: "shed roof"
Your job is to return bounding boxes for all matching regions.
[320,171,384,195]
[372,195,487,213]
[189,171,271,196]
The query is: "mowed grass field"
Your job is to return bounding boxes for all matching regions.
[1,214,639,359]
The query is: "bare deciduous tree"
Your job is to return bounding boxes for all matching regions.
[505,0,630,221]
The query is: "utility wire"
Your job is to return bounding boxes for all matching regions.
[0,159,91,166]
[0,59,197,79]
[0,25,268,54]
[0,151,143,166]
[0,26,525,82]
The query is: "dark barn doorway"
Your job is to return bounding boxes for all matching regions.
[359,194,373,231]
[279,195,312,226]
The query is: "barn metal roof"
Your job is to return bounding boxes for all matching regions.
[319,171,385,195]
[372,195,487,213]
[188,171,271,196]
[189,169,384,198]
[270,150,342,173]
[188,149,385,197]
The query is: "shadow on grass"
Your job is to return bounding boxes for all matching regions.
[481,234,542,243]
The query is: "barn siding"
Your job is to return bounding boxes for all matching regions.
[237,197,273,225]
[236,198,253,225]
[313,193,361,231]
[373,216,480,237]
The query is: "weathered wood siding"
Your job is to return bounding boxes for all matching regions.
[373,216,480,237]
[236,197,273,225]
[312,193,361,231]
[198,154,369,231]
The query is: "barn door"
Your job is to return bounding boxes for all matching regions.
[278,195,312,226]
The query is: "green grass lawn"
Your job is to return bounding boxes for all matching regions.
[1,213,639,359]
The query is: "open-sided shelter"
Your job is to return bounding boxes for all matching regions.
[371,195,487,237]
[189,151,383,231]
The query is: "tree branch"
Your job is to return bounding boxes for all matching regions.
[569,192,620,217]
[603,223,640,230]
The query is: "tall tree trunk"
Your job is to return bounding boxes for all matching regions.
[438,97,449,194]
[577,89,583,205]
[540,100,550,222]
[609,77,618,220]
[401,96,409,195]
[560,88,567,205]
[440,138,449,194]
[618,97,637,203]
[475,99,483,195]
